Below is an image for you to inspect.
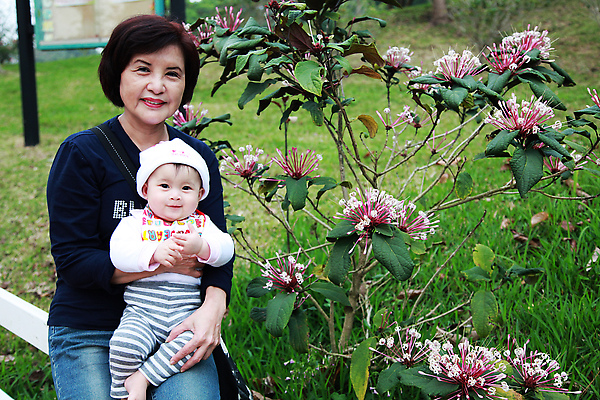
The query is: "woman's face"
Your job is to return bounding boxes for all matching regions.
[119,45,186,130]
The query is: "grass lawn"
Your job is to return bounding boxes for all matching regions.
[0,0,599,398]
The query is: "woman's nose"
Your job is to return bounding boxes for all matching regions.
[147,75,165,93]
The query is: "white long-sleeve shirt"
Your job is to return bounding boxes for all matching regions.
[110,207,234,285]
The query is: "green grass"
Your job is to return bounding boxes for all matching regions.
[1,0,599,399]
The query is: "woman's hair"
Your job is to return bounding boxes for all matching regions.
[98,14,199,108]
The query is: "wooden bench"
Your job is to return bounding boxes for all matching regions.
[0,287,49,400]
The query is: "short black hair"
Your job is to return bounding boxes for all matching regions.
[98,14,199,108]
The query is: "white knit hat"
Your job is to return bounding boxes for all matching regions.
[137,138,210,201]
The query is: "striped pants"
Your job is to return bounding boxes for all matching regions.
[109,281,202,399]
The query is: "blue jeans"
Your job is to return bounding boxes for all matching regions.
[48,326,219,400]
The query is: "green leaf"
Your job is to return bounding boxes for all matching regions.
[455,172,473,199]
[440,86,469,111]
[246,277,271,298]
[327,220,357,241]
[451,75,478,91]
[563,139,588,154]
[350,338,377,400]
[510,147,544,197]
[247,52,268,81]
[310,281,351,306]
[377,363,405,393]
[473,244,495,273]
[548,61,576,87]
[265,292,297,337]
[487,70,512,93]
[288,308,309,353]
[539,391,571,400]
[250,307,267,323]
[372,232,415,281]
[334,55,352,74]
[374,223,394,237]
[462,266,492,282]
[517,74,566,111]
[409,75,442,85]
[507,265,545,285]
[302,101,325,126]
[399,367,458,396]
[227,37,264,51]
[328,236,356,285]
[410,240,427,255]
[309,176,338,203]
[471,290,498,338]
[295,60,324,96]
[285,176,308,211]
[486,130,520,156]
[238,79,277,109]
[537,132,572,159]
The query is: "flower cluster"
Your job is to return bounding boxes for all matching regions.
[220,145,267,180]
[261,254,311,293]
[433,49,483,80]
[397,200,438,241]
[543,155,568,174]
[272,147,322,179]
[484,93,555,138]
[375,327,439,368]
[172,103,208,128]
[385,46,413,70]
[504,336,573,395]
[502,25,553,60]
[485,43,530,75]
[337,188,404,245]
[214,6,244,32]
[336,189,438,248]
[424,340,509,399]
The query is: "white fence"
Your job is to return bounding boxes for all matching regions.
[0,288,49,400]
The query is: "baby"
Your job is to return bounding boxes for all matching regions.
[108,138,234,400]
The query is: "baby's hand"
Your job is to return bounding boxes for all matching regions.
[172,223,209,260]
[151,238,183,268]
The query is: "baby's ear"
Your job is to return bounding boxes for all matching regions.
[198,187,206,201]
[141,183,149,199]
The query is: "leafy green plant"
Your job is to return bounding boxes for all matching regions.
[180,1,598,398]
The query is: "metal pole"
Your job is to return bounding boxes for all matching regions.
[16,0,39,146]
[170,0,186,22]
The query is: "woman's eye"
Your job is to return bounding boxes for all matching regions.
[136,66,150,73]
[167,71,181,78]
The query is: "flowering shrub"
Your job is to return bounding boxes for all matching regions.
[183,2,598,398]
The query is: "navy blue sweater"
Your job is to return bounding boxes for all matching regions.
[47,116,233,330]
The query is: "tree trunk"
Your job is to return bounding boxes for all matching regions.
[431,0,450,25]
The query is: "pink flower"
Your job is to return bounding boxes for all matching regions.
[376,106,416,131]
[504,336,574,395]
[336,188,404,250]
[426,131,454,155]
[220,145,267,180]
[272,147,322,179]
[433,49,483,80]
[374,327,438,368]
[397,201,438,241]
[214,6,244,32]
[423,340,509,400]
[588,87,600,108]
[502,25,553,60]
[386,46,413,70]
[262,254,311,294]
[543,156,568,174]
[484,94,554,138]
[172,103,208,127]
[485,43,530,75]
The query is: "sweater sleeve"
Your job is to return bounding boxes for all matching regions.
[198,215,234,267]
[110,215,159,273]
[47,138,119,293]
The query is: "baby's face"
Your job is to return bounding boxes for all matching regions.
[143,164,203,221]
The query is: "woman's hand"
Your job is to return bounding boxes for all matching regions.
[166,286,227,371]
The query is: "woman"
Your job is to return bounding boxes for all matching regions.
[46,14,231,399]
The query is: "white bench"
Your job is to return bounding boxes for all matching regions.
[0,287,49,400]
